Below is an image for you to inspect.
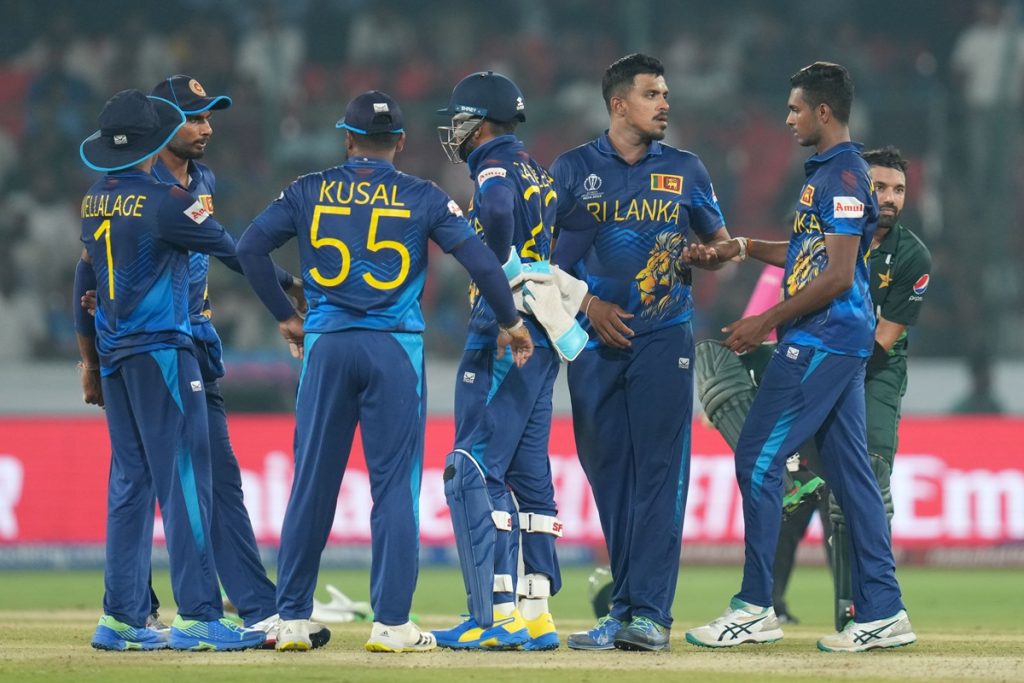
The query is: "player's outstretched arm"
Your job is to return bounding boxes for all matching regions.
[721,233,858,354]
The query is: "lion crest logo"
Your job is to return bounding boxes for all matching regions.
[635,232,687,319]
[786,236,828,296]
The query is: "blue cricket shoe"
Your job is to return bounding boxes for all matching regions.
[169,615,266,651]
[91,614,169,651]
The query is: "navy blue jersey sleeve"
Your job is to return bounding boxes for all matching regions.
[819,165,874,237]
[237,221,296,321]
[155,185,237,259]
[73,258,96,337]
[475,181,515,260]
[450,237,518,326]
[427,186,476,253]
[688,157,726,237]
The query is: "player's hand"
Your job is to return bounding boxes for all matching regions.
[278,314,305,360]
[681,242,722,268]
[79,363,103,407]
[586,297,634,349]
[496,319,534,368]
[286,276,308,318]
[81,289,97,316]
[722,313,772,355]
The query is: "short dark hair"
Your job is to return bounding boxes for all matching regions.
[862,145,908,180]
[349,131,402,151]
[602,53,664,111]
[790,62,854,123]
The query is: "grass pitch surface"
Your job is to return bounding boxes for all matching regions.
[0,565,1020,682]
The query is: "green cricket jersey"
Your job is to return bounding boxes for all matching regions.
[869,223,932,356]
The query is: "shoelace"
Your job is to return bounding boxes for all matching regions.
[631,617,658,634]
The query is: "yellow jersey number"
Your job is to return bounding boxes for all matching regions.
[519,185,556,261]
[308,205,411,290]
[93,219,115,299]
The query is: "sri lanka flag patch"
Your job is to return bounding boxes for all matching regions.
[651,173,683,194]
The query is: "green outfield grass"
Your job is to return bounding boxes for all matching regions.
[0,564,1021,682]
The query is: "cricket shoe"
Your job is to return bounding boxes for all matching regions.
[145,611,170,635]
[817,610,916,652]
[614,616,670,652]
[251,613,329,650]
[432,610,530,650]
[274,619,332,652]
[91,614,169,651]
[365,620,436,652]
[521,612,560,651]
[168,615,266,651]
[685,598,783,648]
[566,616,622,651]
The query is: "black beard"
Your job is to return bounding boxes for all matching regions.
[878,208,899,229]
[167,140,204,160]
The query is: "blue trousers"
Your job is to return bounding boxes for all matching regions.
[147,335,277,626]
[734,343,904,622]
[101,348,222,626]
[276,331,425,625]
[454,346,561,600]
[566,324,694,627]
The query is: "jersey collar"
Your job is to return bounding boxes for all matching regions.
[345,156,395,170]
[873,222,902,254]
[466,135,519,176]
[595,132,663,163]
[804,140,863,176]
[151,156,197,190]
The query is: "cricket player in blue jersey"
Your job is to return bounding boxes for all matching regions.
[74,89,266,652]
[432,71,594,652]
[550,54,731,652]
[81,76,313,647]
[237,90,532,653]
[148,75,308,645]
[683,62,915,652]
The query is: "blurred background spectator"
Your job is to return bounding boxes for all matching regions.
[0,0,1017,413]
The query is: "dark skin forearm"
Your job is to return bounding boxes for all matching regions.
[720,234,859,354]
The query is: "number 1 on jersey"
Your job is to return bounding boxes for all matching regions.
[93,219,114,299]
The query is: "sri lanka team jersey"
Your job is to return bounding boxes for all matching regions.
[80,171,237,372]
[781,141,878,356]
[151,158,218,329]
[464,135,555,348]
[246,156,475,334]
[551,134,725,338]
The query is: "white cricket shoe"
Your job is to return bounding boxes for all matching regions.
[365,620,437,653]
[275,618,332,651]
[685,598,784,648]
[817,610,916,652]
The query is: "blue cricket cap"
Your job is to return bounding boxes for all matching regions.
[336,90,405,135]
[151,75,232,115]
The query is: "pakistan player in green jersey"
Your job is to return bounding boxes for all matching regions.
[830,145,931,630]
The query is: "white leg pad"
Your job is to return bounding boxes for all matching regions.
[492,511,513,531]
[516,573,551,599]
[519,512,563,537]
[493,574,514,593]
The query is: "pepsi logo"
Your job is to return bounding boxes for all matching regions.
[913,274,930,295]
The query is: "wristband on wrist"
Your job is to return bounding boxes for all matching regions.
[77,361,99,372]
[584,296,598,317]
[500,318,525,333]
[732,237,749,262]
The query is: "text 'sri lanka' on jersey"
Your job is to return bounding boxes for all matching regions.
[550,136,725,338]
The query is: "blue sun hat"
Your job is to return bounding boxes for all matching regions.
[79,89,185,172]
